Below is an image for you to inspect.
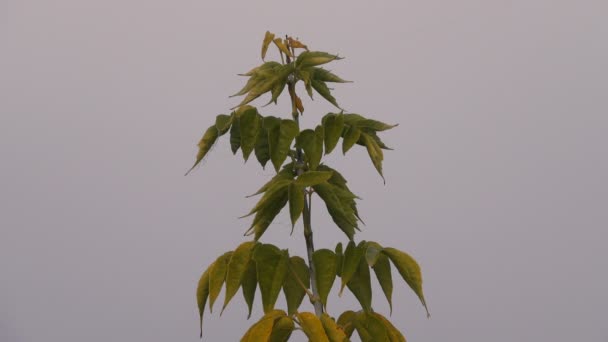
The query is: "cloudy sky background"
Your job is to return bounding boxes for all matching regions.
[1,1,607,341]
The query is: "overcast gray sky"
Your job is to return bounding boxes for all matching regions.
[1,1,607,341]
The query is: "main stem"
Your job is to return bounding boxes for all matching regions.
[287,77,324,317]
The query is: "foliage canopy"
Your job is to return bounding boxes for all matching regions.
[190,32,429,341]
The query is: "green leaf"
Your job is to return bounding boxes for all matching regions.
[314,182,357,240]
[269,316,295,342]
[365,241,383,267]
[186,125,219,175]
[323,113,344,154]
[241,310,286,342]
[282,256,310,315]
[247,166,295,198]
[215,114,233,135]
[230,116,241,154]
[343,114,397,132]
[288,183,305,228]
[296,312,330,342]
[242,179,291,218]
[196,266,211,338]
[269,119,298,172]
[372,253,393,314]
[360,131,385,183]
[222,241,256,313]
[208,251,233,313]
[342,125,361,154]
[337,310,357,338]
[320,313,350,342]
[313,79,341,109]
[254,115,271,168]
[296,51,343,68]
[372,312,406,342]
[241,259,257,319]
[261,31,275,60]
[295,128,323,170]
[239,107,260,161]
[383,247,429,316]
[346,256,372,312]
[335,243,344,277]
[254,245,289,313]
[357,312,388,342]
[312,249,338,309]
[249,187,289,240]
[294,171,333,187]
[340,241,364,295]
[234,64,294,108]
[312,67,351,83]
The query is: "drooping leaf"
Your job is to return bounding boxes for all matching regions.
[372,253,393,314]
[242,178,291,218]
[282,256,310,315]
[314,182,357,240]
[270,119,299,172]
[294,171,333,187]
[342,125,361,154]
[287,37,308,50]
[241,310,287,342]
[295,126,323,170]
[320,313,350,342]
[208,251,233,313]
[253,245,289,313]
[296,312,330,342]
[186,125,219,175]
[313,79,341,109]
[383,247,429,316]
[288,183,305,228]
[239,107,260,161]
[360,131,385,183]
[335,243,344,277]
[196,266,211,338]
[340,241,364,295]
[296,51,342,68]
[337,310,357,338]
[222,241,256,313]
[230,116,241,154]
[269,316,295,342]
[357,312,388,342]
[295,95,304,114]
[241,259,257,319]
[273,38,293,57]
[312,249,338,309]
[372,312,406,342]
[323,113,344,154]
[365,241,383,267]
[254,115,271,168]
[249,188,289,240]
[261,31,275,60]
[215,114,233,135]
[346,256,372,312]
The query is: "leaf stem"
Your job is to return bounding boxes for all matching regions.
[286,45,324,317]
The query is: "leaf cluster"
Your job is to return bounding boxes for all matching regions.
[197,241,427,340]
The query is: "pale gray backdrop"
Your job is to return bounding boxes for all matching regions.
[1,1,607,341]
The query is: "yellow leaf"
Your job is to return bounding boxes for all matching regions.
[297,312,330,342]
[273,38,293,58]
[261,31,275,60]
[287,37,309,51]
[320,314,349,342]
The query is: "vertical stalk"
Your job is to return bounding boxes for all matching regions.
[286,48,324,316]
